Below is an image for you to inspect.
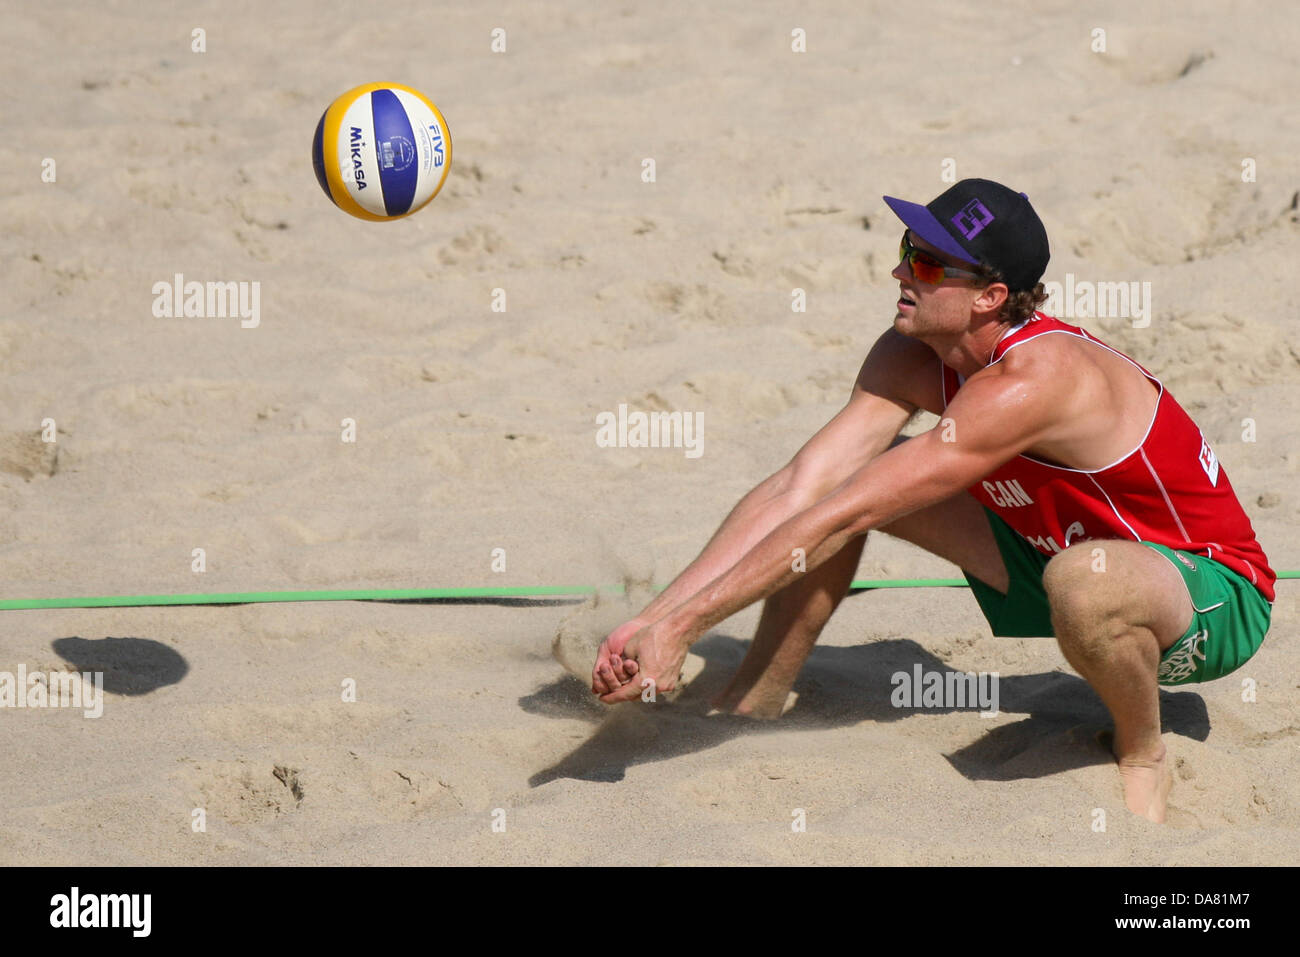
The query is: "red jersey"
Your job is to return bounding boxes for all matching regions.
[940,312,1275,603]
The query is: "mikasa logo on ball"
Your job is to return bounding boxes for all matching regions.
[349,127,367,190]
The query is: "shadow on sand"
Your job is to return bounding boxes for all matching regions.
[51,636,189,695]
[523,633,1208,787]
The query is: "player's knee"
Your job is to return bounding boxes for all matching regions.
[1043,543,1126,623]
[1043,542,1093,585]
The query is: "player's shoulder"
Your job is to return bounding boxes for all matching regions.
[987,320,1098,382]
[965,325,1090,414]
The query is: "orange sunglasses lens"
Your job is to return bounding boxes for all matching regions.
[898,236,948,284]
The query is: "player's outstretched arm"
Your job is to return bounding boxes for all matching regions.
[598,353,1066,704]
[592,328,932,695]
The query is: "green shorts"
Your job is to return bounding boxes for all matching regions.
[963,508,1272,686]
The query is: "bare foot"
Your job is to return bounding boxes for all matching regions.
[1116,748,1172,824]
[708,687,798,720]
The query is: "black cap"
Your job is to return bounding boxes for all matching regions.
[883,178,1050,292]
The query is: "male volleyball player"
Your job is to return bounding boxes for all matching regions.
[590,178,1274,823]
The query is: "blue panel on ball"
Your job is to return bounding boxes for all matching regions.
[369,89,419,216]
[311,111,337,206]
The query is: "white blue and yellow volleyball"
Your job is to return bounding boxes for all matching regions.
[312,82,452,221]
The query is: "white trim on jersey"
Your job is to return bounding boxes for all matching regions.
[995,317,1031,349]
[1085,473,1144,542]
[1139,447,1192,543]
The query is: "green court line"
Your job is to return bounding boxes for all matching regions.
[1,571,1294,611]
[0,585,620,611]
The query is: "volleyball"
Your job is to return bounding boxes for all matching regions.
[311,82,452,221]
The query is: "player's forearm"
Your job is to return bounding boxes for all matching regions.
[632,469,820,625]
[665,428,971,642]
[661,494,865,643]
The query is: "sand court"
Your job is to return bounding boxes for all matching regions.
[1,0,1297,864]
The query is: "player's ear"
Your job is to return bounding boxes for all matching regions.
[974,281,1009,317]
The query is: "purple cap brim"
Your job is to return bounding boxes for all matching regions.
[883,195,976,266]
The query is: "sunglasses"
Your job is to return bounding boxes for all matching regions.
[898,231,983,285]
